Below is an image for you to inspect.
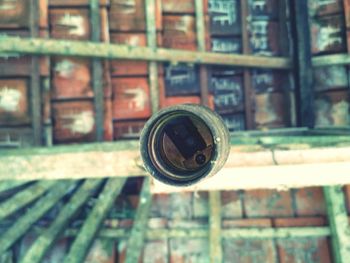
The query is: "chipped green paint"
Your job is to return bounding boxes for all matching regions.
[0,180,75,254]
[0,180,31,193]
[21,179,103,263]
[125,178,152,263]
[90,0,104,142]
[209,191,223,263]
[0,36,291,69]
[60,227,331,240]
[313,54,350,67]
[63,178,126,263]
[145,0,159,114]
[324,186,350,263]
[0,181,56,221]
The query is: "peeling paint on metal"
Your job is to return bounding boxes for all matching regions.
[0,86,21,112]
[317,25,342,51]
[54,59,76,77]
[63,111,95,134]
[58,13,85,36]
[123,87,147,111]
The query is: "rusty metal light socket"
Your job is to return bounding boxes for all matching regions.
[140,104,230,186]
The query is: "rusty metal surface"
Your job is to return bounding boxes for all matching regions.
[113,119,146,139]
[49,8,91,40]
[52,100,96,143]
[314,89,350,127]
[110,33,163,76]
[0,79,30,125]
[52,57,93,99]
[162,0,208,14]
[160,96,200,109]
[254,92,287,129]
[111,77,151,120]
[162,15,198,50]
[109,0,162,32]
[0,0,30,28]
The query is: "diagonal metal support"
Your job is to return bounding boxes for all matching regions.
[324,186,350,263]
[21,179,103,263]
[209,191,222,263]
[0,180,76,254]
[63,178,126,263]
[125,177,152,263]
[0,181,56,221]
[0,181,31,193]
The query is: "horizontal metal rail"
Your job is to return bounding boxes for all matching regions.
[1,37,350,69]
[312,54,350,67]
[61,226,331,239]
[0,36,291,69]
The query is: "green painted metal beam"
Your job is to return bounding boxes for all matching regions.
[209,191,222,263]
[125,178,152,263]
[90,0,104,142]
[0,181,31,193]
[0,180,75,254]
[313,54,350,67]
[0,181,56,221]
[0,36,291,69]
[324,186,350,263]
[61,226,331,240]
[21,179,103,263]
[63,178,126,263]
[29,0,42,146]
[145,0,159,114]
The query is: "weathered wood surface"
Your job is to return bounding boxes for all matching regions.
[63,178,126,263]
[0,36,291,69]
[22,179,103,263]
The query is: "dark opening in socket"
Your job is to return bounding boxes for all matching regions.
[141,104,230,186]
[150,113,214,178]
